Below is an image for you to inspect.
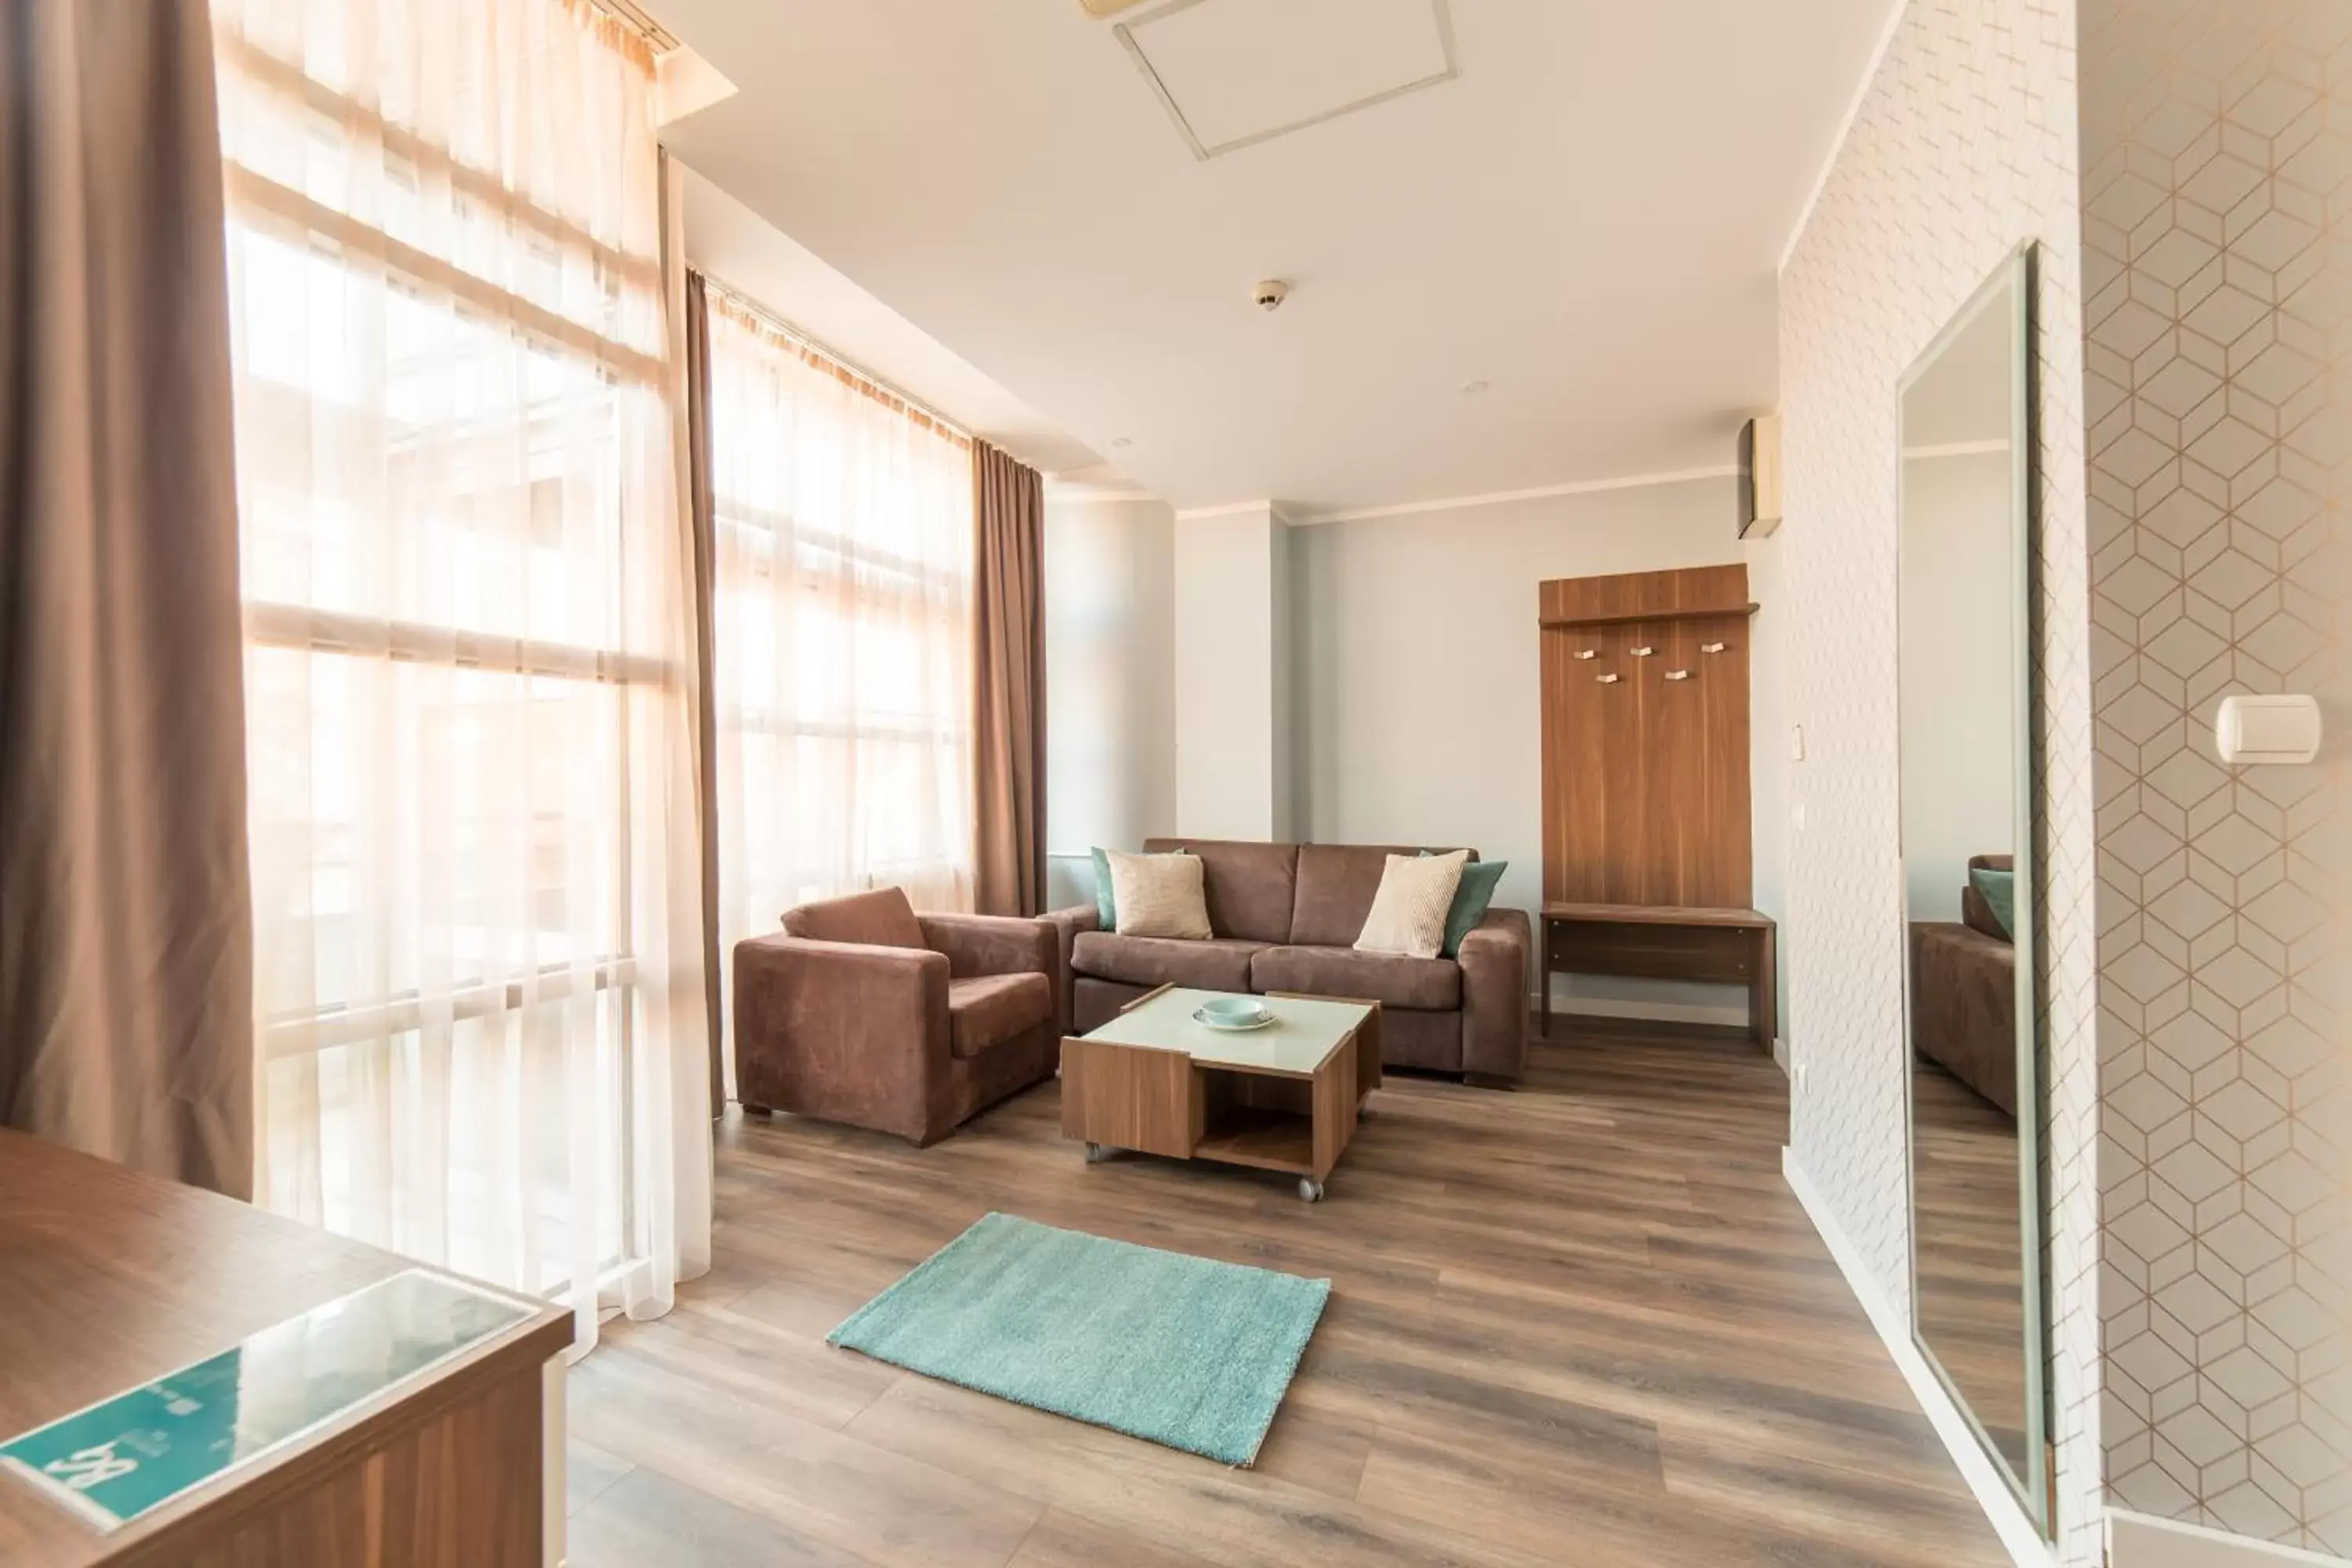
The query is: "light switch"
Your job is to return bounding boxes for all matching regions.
[1789,724,1806,762]
[2216,694,2321,764]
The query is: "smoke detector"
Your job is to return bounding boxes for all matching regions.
[1253,278,1291,312]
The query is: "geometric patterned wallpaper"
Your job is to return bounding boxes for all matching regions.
[2079,0,2352,1553]
[1778,0,2103,1561]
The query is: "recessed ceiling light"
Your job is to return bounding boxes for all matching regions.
[1460,379,1490,395]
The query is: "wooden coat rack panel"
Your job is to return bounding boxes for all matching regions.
[1540,564,1755,908]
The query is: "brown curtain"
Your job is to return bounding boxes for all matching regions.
[972,441,1047,916]
[0,0,256,1196]
[684,270,725,1111]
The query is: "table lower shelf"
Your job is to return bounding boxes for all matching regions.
[1060,1015,1382,1194]
[1194,1106,1316,1174]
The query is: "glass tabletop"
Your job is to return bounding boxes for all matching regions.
[1079,988,1373,1076]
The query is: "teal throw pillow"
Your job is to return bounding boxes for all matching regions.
[1089,847,1116,928]
[1425,855,1507,957]
[1969,866,2016,939]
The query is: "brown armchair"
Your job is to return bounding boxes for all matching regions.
[733,887,1060,1146]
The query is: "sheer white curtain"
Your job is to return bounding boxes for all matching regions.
[704,286,975,1083]
[214,0,710,1350]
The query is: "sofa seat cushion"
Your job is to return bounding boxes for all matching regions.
[1071,931,1263,993]
[1250,945,1461,1011]
[947,972,1054,1060]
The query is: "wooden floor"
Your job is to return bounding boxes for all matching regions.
[564,1025,2007,1568]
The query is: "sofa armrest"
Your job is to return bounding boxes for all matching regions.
[918,913,1054,979]
[731,934,953,1141]
[1457,906,1530,1085]
[1041,903,1100,1034]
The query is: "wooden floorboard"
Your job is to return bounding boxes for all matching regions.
[566,1025,2008,1567]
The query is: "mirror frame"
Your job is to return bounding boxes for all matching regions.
[1895,244,2050,1536]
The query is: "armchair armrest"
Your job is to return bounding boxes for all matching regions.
[731,933,953,1143]
[1041,904,1101,1034]
[1457,906,1530,1086]
[917,912,1054,978]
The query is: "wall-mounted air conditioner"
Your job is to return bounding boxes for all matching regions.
[1737,413,1782,539]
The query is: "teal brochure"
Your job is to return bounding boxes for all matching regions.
[0,1268,533,1532]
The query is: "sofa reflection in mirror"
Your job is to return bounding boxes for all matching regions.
[1908,852,2016,1116]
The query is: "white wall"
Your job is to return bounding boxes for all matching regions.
[1897,448,2017,923]
[1287,477,1766,1029]
[1173,506,1290,840]
[2084,0,2352,1547]
[1745,531,1790,1046]
[1268,514,1297,842]
[1044,495,1176,906]
[1776,0,2099,1559]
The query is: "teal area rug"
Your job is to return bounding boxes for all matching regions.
[827,1212,1329,1465]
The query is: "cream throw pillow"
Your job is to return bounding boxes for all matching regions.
[1355,851,1468,959]
[1106,850,1212,940]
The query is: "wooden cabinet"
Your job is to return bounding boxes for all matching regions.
[1540,564,1755,909]
[0,1131,570,1568]
[1538,566,1773,1047]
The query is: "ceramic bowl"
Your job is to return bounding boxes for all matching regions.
[1198,996,1271,1028]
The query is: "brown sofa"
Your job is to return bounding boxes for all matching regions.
[1908,853,2016,1116]
[1046,838,1531,1086]
[733,887,1060,1145]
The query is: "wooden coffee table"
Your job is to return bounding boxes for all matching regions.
[1059,985,1381,1202]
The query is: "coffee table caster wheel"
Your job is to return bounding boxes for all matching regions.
[1085,1142,1111,1163]
[1298,1178,1324,1203]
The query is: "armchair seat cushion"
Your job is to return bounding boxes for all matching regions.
[948,972,1054,1060]
[1250,945,1461,1011]
[1070,931,1262,993]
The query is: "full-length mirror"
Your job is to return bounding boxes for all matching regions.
[1897,250,2047,1527]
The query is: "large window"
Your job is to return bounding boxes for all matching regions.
[703,285,977,1080]
[216,0,708,1341]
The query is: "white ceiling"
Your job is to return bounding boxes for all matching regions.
[682,165,1105,477]
[1119,0,1454,159]
[655,0,1893,515]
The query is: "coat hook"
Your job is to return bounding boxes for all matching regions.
[1700,641,1726,655]
[1664,670,1692,681]
[1630,645,1655,657]
[1595,673,1620,684]
[1573,649,1598,660]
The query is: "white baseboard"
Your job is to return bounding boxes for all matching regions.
[2109,1511,2350,1567]
[1781,1148,2053,1568]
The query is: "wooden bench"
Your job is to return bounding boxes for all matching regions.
[1538,902,1777,1050]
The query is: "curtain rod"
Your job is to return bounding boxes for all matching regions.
[584,0,678,52]
[696,271,978,445]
